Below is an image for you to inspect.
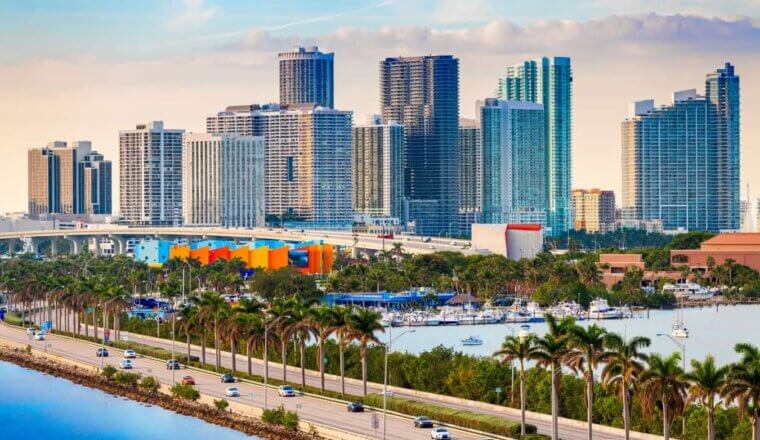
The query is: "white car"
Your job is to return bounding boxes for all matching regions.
[33,331,46,341]
[123,349,137,359]
[430,427,451,439]
[119,359,133,369]
[225,387,240,397]
[277,385,296,397]
[26,327,36,335]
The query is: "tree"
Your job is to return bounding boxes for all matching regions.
[196,291,230,370]
[600,333,650,440]
[310,305,337,392]
[723,343,760,440]
[493,334,536,436]
[640,352,687,440]
[565,324,607,440]
[531,316,570,440]
[684,355,728,440]
[330,306,352,395]
[346,308,384,396]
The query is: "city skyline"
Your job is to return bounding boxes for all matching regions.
[1,2,758,215]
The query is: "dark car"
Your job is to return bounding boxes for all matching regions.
[414,416,434,428]
[166,359,181,370]
[220,373,235,383]
[347,401,364,413]
[96,348,109,357]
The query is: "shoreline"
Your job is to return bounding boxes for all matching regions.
[0,344,318,440]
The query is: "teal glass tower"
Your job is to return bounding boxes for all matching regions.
[498,57,572,236]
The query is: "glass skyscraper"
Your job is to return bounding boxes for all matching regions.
[497,57,572,235]
[478,98,546,226]
[458,119,482,234]
[279,46,334,109]
[622,63,740,232]
[380,55,459,236]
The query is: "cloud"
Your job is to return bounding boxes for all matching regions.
[166,0,217,30]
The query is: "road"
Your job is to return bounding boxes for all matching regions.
[0,323,483,440]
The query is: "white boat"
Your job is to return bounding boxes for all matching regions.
[671,322,689,338]
[461,336,483,346]
[588,299,624,319]
[525,302,545,318]
[662,282,714,301]
[518,324,532,341]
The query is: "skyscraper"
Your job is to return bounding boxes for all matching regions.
[352,115,405,218]
[497,57,572,235]
[380,55,459,236]
[458,119,482,233]
[27,147,59,219]
[571,189,616,233]
[279,46,334,108]
[183,133,265,228]
[119,121,184,226]
[706,63,740,230]
[207,104,353,228]
[478,98,546,225]
[27,141,111,219]
[79,151,112,215]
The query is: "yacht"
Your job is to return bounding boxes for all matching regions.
[461,335,483,346]
[671,322,689,338]
[425,315,441,326]
[662,282,714,300]
[588,299,624,320]
[518,324,532,341]
[525,302,545,318]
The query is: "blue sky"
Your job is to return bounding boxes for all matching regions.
[0,0,758,212]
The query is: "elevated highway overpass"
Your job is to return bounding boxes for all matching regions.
[0,226,472,257]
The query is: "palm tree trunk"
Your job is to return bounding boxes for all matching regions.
[201,329,207,366]
[186,332,191,363]
[213,320,220,371]
[753,410,759,440]
[246,340,252,376]
[319,338,325,392]
[551,365,559,440]
[300,338,306,389]
[662,392,670,440]
[230,337,237,373]
[623,388,631,440]
[361,345,368,396]
[586,375,594,440]
[281,339,288,383]
[520,366,527,436]
[339,336,346,395]
[707,406,715,440]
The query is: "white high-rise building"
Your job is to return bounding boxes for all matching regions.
[207,104,353,228]
[119,121,184,226]
[183,133,265,228]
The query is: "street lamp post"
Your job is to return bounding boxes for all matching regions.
[657,333,687,435]
[383,326,415,440]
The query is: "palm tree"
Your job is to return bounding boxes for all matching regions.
[639,352,687,440]
[600,333,650,440]
[532,331,568,440]
[310,305,337,392]
[331,306,352,395]
[268,297,295,383]
[493,334,536,436]
[176,304,197,362]
[684,355,727,440]
[565,324,607,440]
[196,291,230,370]
[346,308,384,396]
[285,296,317,389]
[723,343,760,440]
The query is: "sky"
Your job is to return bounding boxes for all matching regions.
[0,0,759,213]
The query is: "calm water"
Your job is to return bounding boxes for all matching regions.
[383,304,760,367]
[0,361,253,440]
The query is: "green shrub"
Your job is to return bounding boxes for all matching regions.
[114,371,141,387]
[171,383,200,401]
[101,365,117,379]
[214,398,229,412]
[363,394,536,437]
[520,435,551,440]
[262,405,299,430]
[140,376,160,393]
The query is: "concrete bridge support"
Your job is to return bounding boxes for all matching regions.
[63,236,87,255]
[109,235,127,255]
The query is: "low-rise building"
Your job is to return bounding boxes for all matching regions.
[670,232,760,273]
[471,223,543,260]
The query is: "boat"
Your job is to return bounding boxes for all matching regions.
[671,322,689,338]
[662,282,714,301]
[461,336,483,346]
[588,299,624,319]
[425,315,441,326]
[518,324,532,341]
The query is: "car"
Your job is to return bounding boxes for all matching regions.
[377,233,394,239]
[26,327,36,335]
[225,387,240,397]
[220,373,235,383]
[119,359,133,369]
[96,348,109,357]
[180,376,195,385]
[123,349,137,359]
[33,331,46,341]
[347,401,364,412]
[430,427,451,439]
[166,359,181,370]
[421,237,432,243]
[414,416,434,428]
[383,390,394,397]
[277,385,295,397]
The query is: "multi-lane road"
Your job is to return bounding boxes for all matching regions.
[0,322,483,440]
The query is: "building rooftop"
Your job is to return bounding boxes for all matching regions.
[700,233,760,246]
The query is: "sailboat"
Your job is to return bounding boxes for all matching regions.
[671,299,689,338]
